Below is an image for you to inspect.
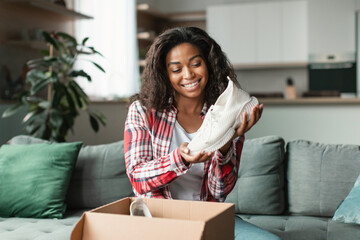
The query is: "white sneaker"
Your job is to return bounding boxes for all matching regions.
[187,77,259,156]
[129,198,152,217]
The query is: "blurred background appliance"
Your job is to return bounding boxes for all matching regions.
[308,53,356,96]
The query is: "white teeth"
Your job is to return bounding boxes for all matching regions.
[183,80,199,88]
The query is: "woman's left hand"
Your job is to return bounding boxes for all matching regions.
[235,103,263,137]
[219,104,263,154]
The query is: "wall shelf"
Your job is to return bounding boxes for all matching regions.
[5,40,48,50]
[4,0,93,19]
[137,3,205,22]
[260,97,360,105]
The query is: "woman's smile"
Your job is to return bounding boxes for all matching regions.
[181,79,201,89]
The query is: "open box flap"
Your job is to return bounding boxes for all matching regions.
[71,211,205,240]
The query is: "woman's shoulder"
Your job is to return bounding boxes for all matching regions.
[129,100,147,112]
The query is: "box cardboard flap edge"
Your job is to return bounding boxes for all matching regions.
[71,197,234,240]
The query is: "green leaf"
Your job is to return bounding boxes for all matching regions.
[22,111,36,124]
[88,46,104,57]
[38,101,50,109]
[26,70,48,85]
[89,114,99,132]
[51,83,65,108]
[50,110,63,128]
[28,103,42,112]
[57,32,78,47]
[31,77,50,95]
[69,81,89,105]
[2,104,24,118]
[82,37,89,45]
[92,112,107,126]
[68,82,83,108]
[91,61,105,73]
[70,70,91,81]
[40,49,50,56]
[42,31,59,50]
[64,87,77,114]
[43,56,58,64]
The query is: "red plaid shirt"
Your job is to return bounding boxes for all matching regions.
[124,100,244,202]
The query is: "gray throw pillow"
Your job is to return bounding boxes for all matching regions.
[287,140,360,217]
[9,135,134,209]
[226,135,285,214]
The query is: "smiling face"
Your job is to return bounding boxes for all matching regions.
[166,42,209,104]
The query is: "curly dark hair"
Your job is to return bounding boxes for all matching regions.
[131,27,238,111]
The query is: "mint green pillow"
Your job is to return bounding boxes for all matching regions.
[333,172,360,224]
[0,142,82,218]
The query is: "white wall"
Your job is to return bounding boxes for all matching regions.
[0,104,26,145]
[246,103,360,145]
[67,102,128,145]
[237,68,308,97]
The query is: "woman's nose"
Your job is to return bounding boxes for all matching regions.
[183,67,194,79]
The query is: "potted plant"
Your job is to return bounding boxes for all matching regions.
[2,31,106,142]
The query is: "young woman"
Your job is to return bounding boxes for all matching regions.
[124,27,280,240]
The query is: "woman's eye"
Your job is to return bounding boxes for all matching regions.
[172,69,181,73]
[193,62,201,67]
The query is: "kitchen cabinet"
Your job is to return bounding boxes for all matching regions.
[207,0,307,69]
[256,2,282,62]
[207,4,256,64]
[308,0,355,54]
[282,1,308,62]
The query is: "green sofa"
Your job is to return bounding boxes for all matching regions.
[227,136,360,240]
[1,135,360,240]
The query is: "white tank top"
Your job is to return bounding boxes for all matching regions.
[169,121,204,200]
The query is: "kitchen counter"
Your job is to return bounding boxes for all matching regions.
[260,97,360,105]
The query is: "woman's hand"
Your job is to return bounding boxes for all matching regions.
[180,142,214,166]
[235,103,263,137]
[219,104,263,154]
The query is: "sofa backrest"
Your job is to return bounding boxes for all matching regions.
[226,135,285,215]
[286,140,360,217]
[9,135,134,209]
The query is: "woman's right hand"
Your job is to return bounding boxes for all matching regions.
[179,142,214,166]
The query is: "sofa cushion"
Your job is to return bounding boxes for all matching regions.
[225,135,285,214]
[9,135,134,209]
[0,142,82,218]
[332,170,360,224]
[238,215,360,240]
[0,210,83,240]
[286,140,360,217]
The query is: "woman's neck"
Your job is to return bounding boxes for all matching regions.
[174,96,204,115]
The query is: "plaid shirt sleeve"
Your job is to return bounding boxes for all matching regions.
[124,101,189,195]
[205,135,244,202]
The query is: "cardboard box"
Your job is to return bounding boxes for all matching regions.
[71,197,234,240]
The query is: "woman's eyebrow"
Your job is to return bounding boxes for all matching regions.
[189,54,201,61]
[167,61,180,67]
[167,54,202,67]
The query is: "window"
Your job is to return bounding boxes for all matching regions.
[74,0,140,100]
